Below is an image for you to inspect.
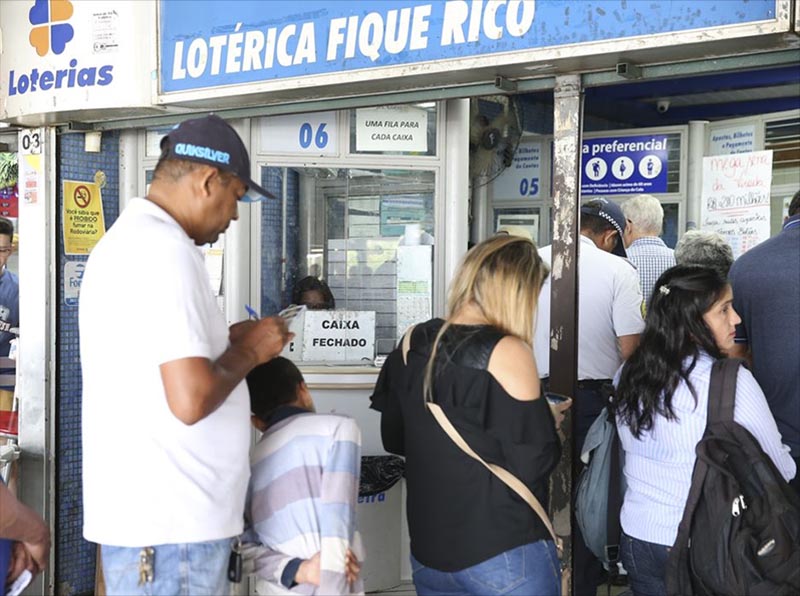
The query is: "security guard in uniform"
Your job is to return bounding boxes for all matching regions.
[534,198,645,596]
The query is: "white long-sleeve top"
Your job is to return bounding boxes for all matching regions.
[614,352,796,547]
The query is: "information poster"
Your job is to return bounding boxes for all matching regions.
[62,180,106,255]
[396,245,432,341]
[582,135,669,195]
[496,213,539,244]
[709,124,756,155]
[701,150,773,259]
[380,195,432,237]
[492,140,542,200]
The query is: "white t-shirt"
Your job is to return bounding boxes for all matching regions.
[80,198,250,546]
[534,235,645,380]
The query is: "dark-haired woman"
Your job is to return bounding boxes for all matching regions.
[613,265,795,596]
[292,276,335,310]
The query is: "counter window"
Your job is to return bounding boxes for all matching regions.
[259,167,436,359]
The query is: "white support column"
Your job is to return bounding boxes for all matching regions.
[687,120,709,230]
[17,126,57,595]
[442,99,470,313]
[226,119,253,324]
[118,129,139,212]
[470,177,490,244]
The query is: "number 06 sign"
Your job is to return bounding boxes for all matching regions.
[259,112,338,156]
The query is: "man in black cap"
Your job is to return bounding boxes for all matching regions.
[80,115,292,595]
[534,197,644,596]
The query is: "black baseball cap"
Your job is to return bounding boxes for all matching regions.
[581,198,628,258]
[160,114,276,202]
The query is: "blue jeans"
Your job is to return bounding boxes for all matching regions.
[101,539,231,596]
[411,540,561,596]
[620,532,670,596]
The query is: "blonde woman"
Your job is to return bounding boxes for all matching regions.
[370,235,562,596]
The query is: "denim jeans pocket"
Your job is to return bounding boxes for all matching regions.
[621,533,638,577]
[102,545,153,596]
[464,547,526,593]
[410,554,425,574]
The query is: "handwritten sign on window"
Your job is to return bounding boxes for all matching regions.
[700,150,773,259]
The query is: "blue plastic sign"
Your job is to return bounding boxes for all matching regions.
[259,111,338,155]
[64,261,86,307]
[581,135,669,195]
[159,0,778,93]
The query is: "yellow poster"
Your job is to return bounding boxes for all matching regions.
[63,180,106,255]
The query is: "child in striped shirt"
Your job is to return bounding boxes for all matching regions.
[243,357,364,595]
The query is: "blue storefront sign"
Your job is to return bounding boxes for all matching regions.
[581,135,669,196]
[159,0,778,94]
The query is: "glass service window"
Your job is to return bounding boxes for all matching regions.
[765,116,800,187]
[663,133,681,194]
[661,203,679,248]
[259,166,435,357]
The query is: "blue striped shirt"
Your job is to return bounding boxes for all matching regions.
[244,411,364,594]
[614,352,796,546]
[625,237,675,308]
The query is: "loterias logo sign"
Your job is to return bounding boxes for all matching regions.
[8,0,114,96]
[29,0,74,55]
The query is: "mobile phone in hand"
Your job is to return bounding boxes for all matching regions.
[545,392,570,406]
[7,569,33,596]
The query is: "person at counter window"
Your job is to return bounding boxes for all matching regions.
[292,276,336,310]
[242,357,363,595]
[370,234,564,596]
[80,115,292,596]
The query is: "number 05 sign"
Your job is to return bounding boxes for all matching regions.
[259,112,338,156]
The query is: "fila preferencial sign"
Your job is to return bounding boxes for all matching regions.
[0,0,153,122]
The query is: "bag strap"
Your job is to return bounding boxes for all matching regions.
[402,325,561,553]
[425,401,561,552]
[707,358,743,425]
[665,357,743,595]
[401,326,414,365]
[605,409,623,565]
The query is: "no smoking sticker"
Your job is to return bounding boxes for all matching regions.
[74,185,92,208]
[62,180,106,255]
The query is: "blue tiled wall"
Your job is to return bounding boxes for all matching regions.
[57,131,120,596]
[260,167,299,315]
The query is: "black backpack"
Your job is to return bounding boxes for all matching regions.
[666,358,800,596]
